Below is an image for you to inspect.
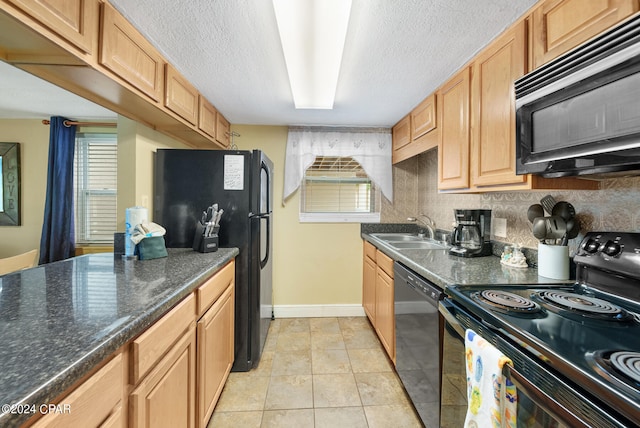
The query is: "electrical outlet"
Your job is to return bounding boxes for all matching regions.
[493,217,507,238]
[141,195,149,208]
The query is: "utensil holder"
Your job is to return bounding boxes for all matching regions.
[538,243,569,280]
[192,223,220,253]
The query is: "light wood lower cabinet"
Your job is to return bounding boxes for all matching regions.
[27,261,236,428]
[362,241,395,363]
[197,284,234,428]
[130,328,197,428]
[362,241,377,323]
[32,353,125,428]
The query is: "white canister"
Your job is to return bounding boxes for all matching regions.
[125,207,148,257]
[538,243,569,280]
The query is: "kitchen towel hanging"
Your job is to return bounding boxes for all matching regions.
[464,329,517,428]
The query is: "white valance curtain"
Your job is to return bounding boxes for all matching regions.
[283,127,393,204]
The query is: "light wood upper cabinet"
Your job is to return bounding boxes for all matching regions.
[531,0,639,69]
[99,2,165,102]
[411,94,436,139]
[471,20,527,187]
[392,95,439,164]
[216,113,230,148]
[198,96,217,139]
[438,67,471,190]
[6,0,98,54]
[392,115,411,152]
[130,328,197,428]
[165,64,199,125]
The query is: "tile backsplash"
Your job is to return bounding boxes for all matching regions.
[382,149,640,251]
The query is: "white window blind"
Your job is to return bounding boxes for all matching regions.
[74,133,117,244]
[300,156,380,223]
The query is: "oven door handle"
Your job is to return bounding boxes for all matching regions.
[438,300,466,337]
[504,365,591,428]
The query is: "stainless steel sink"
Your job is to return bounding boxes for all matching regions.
[370,233,423,241]
[387,241,448,250]
[370,233,449,250]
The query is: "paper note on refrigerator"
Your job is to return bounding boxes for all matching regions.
[224,155,244,190]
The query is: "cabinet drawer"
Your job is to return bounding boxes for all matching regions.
[363,240,377,262]
[376,250,394,278]
[100,2,165,102]
[131,293,196,384]
[32,353,123,428]
[196,260,235,317]
[165,64,198,125]
[198,96,217,139]
[6,0,98,54]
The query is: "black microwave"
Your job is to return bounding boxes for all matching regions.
[515,14,640,178]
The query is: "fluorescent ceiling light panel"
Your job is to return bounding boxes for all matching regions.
[273,0,352,109]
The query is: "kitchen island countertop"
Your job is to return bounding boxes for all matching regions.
[0,248,238,428]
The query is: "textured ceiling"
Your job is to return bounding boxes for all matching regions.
[1,0,539,127]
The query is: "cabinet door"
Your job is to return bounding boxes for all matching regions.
[471,21,527,187]
[375,264,395,363]
[197,284,234,428]
[130,327,197,428]
[198,96,217,139]
[531,0,639,69]
[438,67,471,190]
[411,94,436,140]
[100,2,165,102]
[215,113,230,148]
[392,115,411,152]
[362,242,376,324]
[6,0,98,54]
[165,64,198,125]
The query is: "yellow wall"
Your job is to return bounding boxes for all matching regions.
[232,125,363,307]
[0,119,49,258]
[116,116,187,230]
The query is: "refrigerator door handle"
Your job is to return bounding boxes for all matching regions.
[260,214,270,269]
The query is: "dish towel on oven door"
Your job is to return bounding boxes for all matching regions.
[464,329,517,428]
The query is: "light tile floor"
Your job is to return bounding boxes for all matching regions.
[208,317,424,428]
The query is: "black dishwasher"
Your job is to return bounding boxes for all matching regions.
[394,262,443,428]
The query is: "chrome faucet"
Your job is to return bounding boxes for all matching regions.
[407,214,435,240]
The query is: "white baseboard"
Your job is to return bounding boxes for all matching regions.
[273,304,366,318]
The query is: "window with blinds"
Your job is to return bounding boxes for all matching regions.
[300,156,380,223]
[74,133,118,244]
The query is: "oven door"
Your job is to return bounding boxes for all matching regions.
[438,299,629,428]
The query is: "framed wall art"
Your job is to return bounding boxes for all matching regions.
[0,142,20,226]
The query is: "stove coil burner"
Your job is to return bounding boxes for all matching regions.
[538,291,632,321]
[588,350,640,392]
[610,351,640,385]
[476,290,541,314]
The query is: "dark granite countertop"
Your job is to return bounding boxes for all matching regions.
[0,248,238,428]
[361,225,569,290]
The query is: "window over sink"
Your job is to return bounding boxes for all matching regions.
[299,156,380,223]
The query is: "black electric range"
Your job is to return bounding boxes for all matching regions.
[443,232,640,427]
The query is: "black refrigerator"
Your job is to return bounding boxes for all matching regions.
[154,149,273,372]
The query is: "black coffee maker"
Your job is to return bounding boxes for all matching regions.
[449,209,493,257]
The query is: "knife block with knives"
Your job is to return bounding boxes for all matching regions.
[193,203,223,253]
